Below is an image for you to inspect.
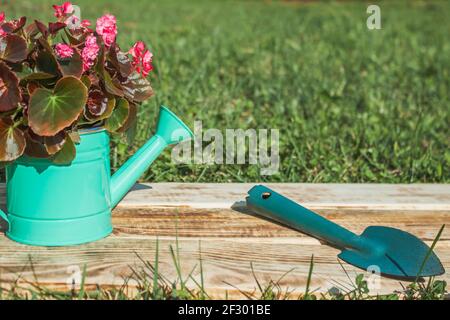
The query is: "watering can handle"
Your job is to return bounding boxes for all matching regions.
[0,208,9,225]
[246,185,364,251]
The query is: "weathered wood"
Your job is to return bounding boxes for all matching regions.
[0,183,449,298]
[117,183,450,210]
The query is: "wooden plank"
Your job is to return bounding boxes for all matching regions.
[3,183,450,210]
[117,183,450,211]
[0,183,449,298]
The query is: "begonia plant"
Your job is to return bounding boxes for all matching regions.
[0,2,154,164]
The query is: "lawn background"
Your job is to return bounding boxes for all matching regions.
[1,0,449,183]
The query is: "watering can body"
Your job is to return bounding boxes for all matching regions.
[0,106,193,246]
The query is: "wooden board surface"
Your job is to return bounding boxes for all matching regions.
[0,183,449,298]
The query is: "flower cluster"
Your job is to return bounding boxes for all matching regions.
[55,43,74,58]
[0,3,155,164]
[96,14,117,48]
[81,35,100,71]
[0,12,5,37]
[129,41,153,77]
[52,2,74,18]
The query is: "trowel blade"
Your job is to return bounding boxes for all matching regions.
[338,226,445,278]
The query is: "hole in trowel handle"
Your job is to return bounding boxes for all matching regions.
[262,192,272,200]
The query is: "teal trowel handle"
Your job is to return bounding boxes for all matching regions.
[246,185,369,252]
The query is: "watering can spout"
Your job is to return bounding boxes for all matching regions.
[110,106,194,208]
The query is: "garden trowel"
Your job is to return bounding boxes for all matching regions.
[246,185,445,278]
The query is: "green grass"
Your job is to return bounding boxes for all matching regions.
[0,0,449,183]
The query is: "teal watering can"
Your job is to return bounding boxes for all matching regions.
[0,106,193,246]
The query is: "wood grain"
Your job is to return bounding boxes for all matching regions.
[0,183,449,298]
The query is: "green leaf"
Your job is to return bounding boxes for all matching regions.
[0,61,21,112]
[118,103,137,133]
[68,130,81,143]
[0,34,27,63]
[0,118,26,162]
[103,69,124,96]
[28,76,88,136]
[57,50,83,78]
[51,135,76,165]
[125,113,138,145]
[81,75,91,89]
[105,98,130,132]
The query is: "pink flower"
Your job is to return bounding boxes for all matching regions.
[96,14,117,48]
[141,50,153,77]
[129,41,153,77]
[129,41,145,58]
[81,19,91,28]
[53,2,74,18]
[55,43,74,58]
[0,12,7,37]
[82,35,100,72]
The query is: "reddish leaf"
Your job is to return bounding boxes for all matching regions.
[1,17,27,34]
[36,50,60,76]
[63,28,87,46]
[20,72,56,82]
[95,43,124,97]
[49,22,66,35]
[0,34,28,63]
[57,49,83,78]
[122,72,154,102]
[34,20,49,38]
[0,61,21,112]
[24,22,40,39]
[0,117,26,162]
[44,131,66,155]
[27,82,40,95]
[109,44,133,78]
[86,88,115,117]
[24,129,49,159]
